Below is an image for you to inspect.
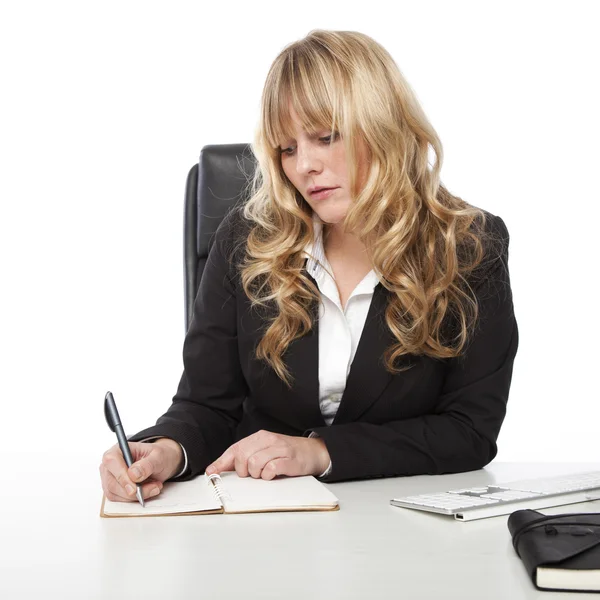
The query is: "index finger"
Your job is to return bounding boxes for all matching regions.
[205,446,235,476]
[205,431,278,477]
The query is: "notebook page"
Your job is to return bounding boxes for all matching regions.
[211,472,339,514]
[102,476,222,516]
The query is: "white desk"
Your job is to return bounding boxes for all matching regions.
[2,458,600,599]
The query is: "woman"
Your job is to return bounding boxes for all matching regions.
[99,29,518,503]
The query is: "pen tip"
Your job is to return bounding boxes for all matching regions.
[136,488,145,507]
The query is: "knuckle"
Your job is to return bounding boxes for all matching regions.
[105,489,126,503]
[258,430,274,442]
[102,449,121,468]
[105,479,122,500]
[116,472,130,489]
[135,457,153,477]
[147,458,158,474]
[149,444,163,461]
[232,445,246,461]
[150,459,166,479]
[105,478,118,495]
[234,457,249,475]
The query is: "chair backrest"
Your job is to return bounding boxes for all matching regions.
[184,143,257,331]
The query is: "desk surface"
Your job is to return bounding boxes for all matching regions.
[3,459,600,599]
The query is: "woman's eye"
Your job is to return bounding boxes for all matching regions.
[279,132,339,156]
[320,132,339,143]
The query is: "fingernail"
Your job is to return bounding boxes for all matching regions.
[131,467,141,480]
[150,487,160,497]
[125,484,135,496]
[205,465,215,475]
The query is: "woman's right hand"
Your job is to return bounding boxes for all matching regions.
[99,437,184,502]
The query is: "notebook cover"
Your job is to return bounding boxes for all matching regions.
[508,509,600,591]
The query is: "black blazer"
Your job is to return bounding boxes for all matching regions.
[130,206,519,483]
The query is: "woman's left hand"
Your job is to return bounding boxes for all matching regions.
[205,430,331,480]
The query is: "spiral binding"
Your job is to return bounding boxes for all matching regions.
[206,473,233,502]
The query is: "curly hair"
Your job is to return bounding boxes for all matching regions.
[235,29,504,388]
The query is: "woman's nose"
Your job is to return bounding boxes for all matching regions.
[296,145,323,175]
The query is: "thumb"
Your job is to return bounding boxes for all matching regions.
[127,442,164,483]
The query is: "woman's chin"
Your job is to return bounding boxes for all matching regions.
[313,208,348,225]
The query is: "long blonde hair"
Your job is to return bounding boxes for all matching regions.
[236,29,502,388]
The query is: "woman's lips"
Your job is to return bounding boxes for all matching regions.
[309,187,338,200]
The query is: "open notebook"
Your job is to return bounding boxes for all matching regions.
[100,471,340,517]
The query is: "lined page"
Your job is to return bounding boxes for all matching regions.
[102,476,222,517]
[213,472,339,514]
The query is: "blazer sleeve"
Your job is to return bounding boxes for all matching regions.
[128,208,248,480]
[309,215,519,483]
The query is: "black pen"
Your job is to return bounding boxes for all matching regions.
[104,391,145,507]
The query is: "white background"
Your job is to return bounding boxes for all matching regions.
[1,0,598,480]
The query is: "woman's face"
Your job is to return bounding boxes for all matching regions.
[279,105,368,225]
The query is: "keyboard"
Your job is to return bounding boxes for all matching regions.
[390,470,600,521]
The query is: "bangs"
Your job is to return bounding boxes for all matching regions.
[263,49,341,150]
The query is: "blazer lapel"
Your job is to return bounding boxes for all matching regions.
[280,273,326,428]
[332,283,415,425]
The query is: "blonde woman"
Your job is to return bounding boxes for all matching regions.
[99,30,518,503]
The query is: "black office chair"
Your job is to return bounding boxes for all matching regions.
[183,143,257,331]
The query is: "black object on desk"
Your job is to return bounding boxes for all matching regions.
[508,509,600,592]
[104,391,145,507]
